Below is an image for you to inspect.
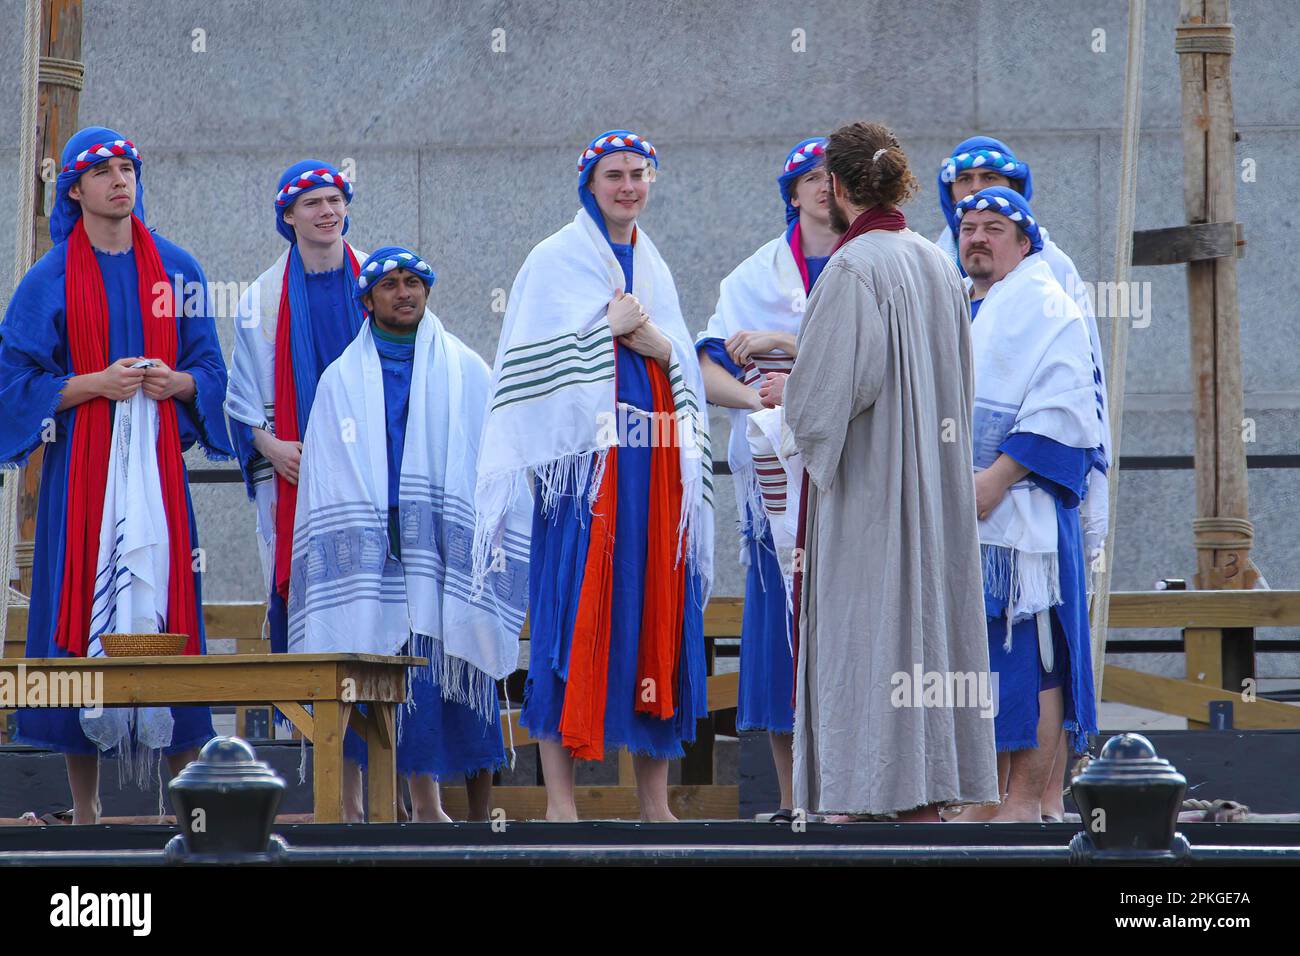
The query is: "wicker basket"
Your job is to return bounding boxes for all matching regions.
[100,633,188,657]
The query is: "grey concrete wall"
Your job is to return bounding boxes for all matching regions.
[2,0,1298,676]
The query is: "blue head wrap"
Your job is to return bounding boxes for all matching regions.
[354,246,436,306]
[938,136,1033,235]
[777,137,828,228]
[953,186,1044,256]
[274,159,354,244]
[50,126,146,245]
[576,129,658,245]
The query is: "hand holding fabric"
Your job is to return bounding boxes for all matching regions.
[97,356,149,401]
[607,291,647,337]
[726,330,791,367]
[253,428,303,485]
[758,371,787,408]
[141,360,195,402]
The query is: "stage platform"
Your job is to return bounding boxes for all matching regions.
[3,820,1300,866]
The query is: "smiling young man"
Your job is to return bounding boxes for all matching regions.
[288,247,528,822]
[473,130,713,822]
[953,187,1103,823]
[0,126,233,822]
[224,162,365,647]
[694,137,841,820]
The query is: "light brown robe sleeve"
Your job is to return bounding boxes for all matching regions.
[784,259,888,492]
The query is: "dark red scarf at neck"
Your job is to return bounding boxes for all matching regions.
[790,204,907,705]
[831,204,907,254]
[57,215,200,656]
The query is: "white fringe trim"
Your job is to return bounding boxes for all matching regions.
[981,543,1062,651]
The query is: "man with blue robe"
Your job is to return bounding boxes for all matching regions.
[473,130,713,822]
[288,247,527,822]
[954,187,1103,823]
[224,160,366,658]
[0,127,233,822]
[938,137,1111,820]
[695,137,841,820]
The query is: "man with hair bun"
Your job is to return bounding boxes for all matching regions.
[776,121,998,821]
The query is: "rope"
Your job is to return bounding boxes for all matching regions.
[1192,516,1255,550]
[1089,0,1146,705]
[0,0,43,640]
[37,55,85,90]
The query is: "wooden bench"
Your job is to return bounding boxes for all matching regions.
[0,652,416,823]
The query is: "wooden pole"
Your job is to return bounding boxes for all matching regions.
[1091,0,1146,704]
[14,0,84,597]
[1177,0,1254,591]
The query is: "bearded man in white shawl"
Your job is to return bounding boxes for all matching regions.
[951,187,1103,823]
[937,140,1111,820]
[780,121,998,821]
[473,130,713,823]
[225,161,367,660]
[695,137,840,821]
[288,246,529,822]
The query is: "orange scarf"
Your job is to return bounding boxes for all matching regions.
[559,358,686,759]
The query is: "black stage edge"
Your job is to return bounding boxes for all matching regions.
[3,820,1300,866]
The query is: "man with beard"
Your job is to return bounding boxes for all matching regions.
[953,188,1102,822]
[778,121,998,820]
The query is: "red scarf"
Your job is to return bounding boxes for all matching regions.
[56,215,200,656]
[791,204,907,704]
[271,246,362,600]
[560,357,687,760]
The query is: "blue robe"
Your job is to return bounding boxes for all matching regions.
[0,238,234,756]
[228,264,361,654]
[521,240,708,758]
[985,432,1100,754]
[694,337,793,733]
[342,322,506,779]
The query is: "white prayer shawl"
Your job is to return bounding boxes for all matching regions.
[473,207,714,596]
[939,225,1110,562]
[696,234,803,541]
[287,314,529,718]
[223,244,368,597]
[743,406,803,607]
[82,373,175,776]
[971,255,1100,633]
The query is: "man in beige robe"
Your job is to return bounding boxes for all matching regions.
[777,122,998,820]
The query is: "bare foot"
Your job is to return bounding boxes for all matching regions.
[896,805,943,823]
[544,807,579,822]
[640,808,679,823]
[945,803,1001,823]
[414,807,453,823]
[989,801,1043,823]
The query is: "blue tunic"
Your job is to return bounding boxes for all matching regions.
[520,239,708,758]
[984,432,1100,754]
[694,336,793,733]
[805,254,830,289]
[229,264,362,654]
[342,322,506,779]
[0,239,234,756]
